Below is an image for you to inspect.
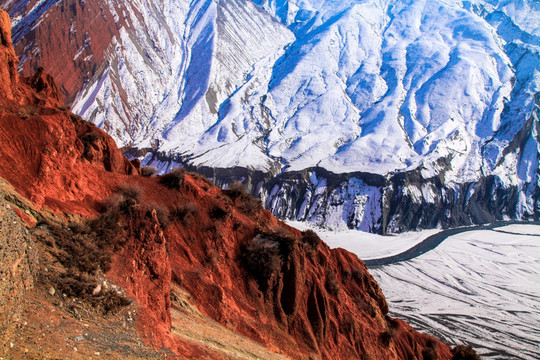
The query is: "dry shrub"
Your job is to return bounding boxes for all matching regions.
[380,315,400,346]
[355,296,376,317]
[258,227,297,258]
[81,130,101,144]
[422,347,437,360]
[340,313,356,334]
[47,223,111,274]
[302,229,321,249]
[141,165,157,177]
[238,196,262,214]
[422,339,438,360]
[241,235,283,290]
[56,271,93,298]
[451,345,481,360]
[225,181,263,214]
[100,291,132,313]
[325,269,340,296]
[205,249,218,266]
[56,272,131,313]
[148,205,170,229]
[80,130,102,160]
[225,181,247,199]
[172,202,198,224]
[380,327,397,346]
[69,113,83,122]
[117,183,142,201]
[17,105,39,118]
[352,269,366,281]
[159,167,185,189]
[68,222,90,234]
[101,184,143,216]
[90,207,125,251]
[189,172,214,188]
[386,316,400,329]
[209,203,228,220]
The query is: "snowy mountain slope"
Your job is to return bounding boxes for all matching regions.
[71,0,294,153]
[2,0,539,230]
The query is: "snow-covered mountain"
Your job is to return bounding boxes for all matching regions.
[2,0,539,232]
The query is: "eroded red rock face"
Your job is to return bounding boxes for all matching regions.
[0,9,455,360]
[92,169,453,359]
[0,104,138,214]
[22,67,64,107]
[1,0,121,104]
[0,9,26,104]
[107,208,173,349]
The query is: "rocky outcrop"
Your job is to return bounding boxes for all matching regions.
[22,67,64,107]
[0,182,37,355]
[0,9,22,103]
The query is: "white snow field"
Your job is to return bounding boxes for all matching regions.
[287,220,440,259]
[333,224,540,359]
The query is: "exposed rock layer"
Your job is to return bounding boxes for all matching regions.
[0,184,37,354]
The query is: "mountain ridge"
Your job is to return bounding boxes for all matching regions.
[2,0,538,231]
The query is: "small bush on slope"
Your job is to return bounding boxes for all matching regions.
[325,269,340,296]
[209,203,228,220]
[149,204,171,229]
[159,167,185,189]
[224,180,263,215]
[172,202,198,224]
[241,235,283,290]
[451,345,481,360]
[301,229,321,250]
[141,166,157,177]
[422,339,438,360]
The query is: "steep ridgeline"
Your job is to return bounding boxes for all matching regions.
[3,0,539,231]
[0,9,477,359]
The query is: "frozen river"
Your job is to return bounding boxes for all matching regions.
[289,221,540,359]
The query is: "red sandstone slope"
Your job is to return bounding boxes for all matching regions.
[0,9,466,360]
[0,0,121,104]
